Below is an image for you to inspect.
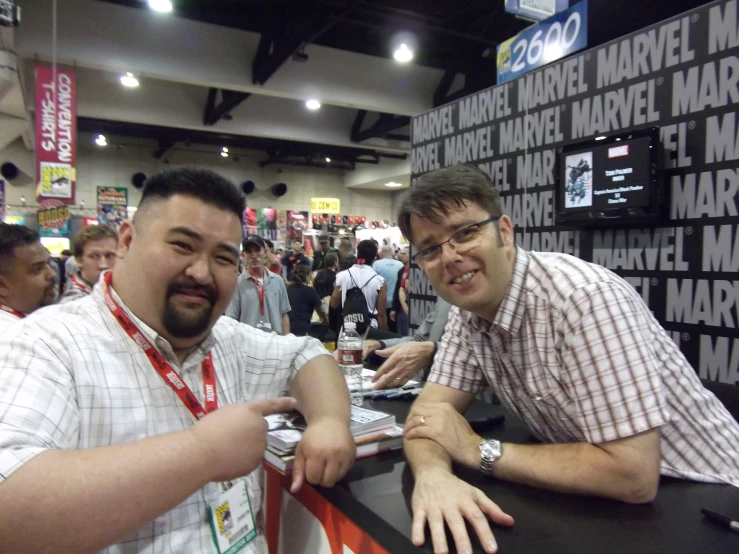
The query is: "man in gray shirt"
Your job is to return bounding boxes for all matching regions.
[226,235,291,334]
[363,298,452,388]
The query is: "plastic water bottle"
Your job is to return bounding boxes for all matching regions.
[337,322,364,406]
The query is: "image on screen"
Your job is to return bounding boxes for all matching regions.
[564,152,593,208]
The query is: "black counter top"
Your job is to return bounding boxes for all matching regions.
[316,399,739,553]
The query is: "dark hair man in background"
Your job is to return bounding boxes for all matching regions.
[0,223,57,331]
[314,251,338,300]
[0,168,355,553]
[312,234,337,272]
[59,225,118,303]
[281,239,311,281]
[264,238,282,276]
[398,164,739,554]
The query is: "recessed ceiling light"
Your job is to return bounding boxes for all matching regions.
[325,157,331,163]
[222,147,229,153]
[385,181,403,188]
[393,43,413,63]
[221,152,228,158]
[95,134,107,146]
[306,99,321,110]
[595,136,606,141]
[148,0,173,13]
[120,72,139,87]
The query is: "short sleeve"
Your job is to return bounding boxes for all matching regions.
[559,282,670,444]
[0,328,80,482]
[427,306,487,394]
[279,279,291,314]
[225,282,241,319]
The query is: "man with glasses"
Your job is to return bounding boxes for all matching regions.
[59,225,118,303]
[398,164,739,554]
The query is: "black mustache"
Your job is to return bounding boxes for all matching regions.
[167,283,217,304]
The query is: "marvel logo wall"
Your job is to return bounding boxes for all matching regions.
[409,0,739,385]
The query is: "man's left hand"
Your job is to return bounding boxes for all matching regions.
[291,417,356,493]
[404,402,482,470]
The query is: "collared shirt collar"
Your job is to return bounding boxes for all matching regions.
[92,279,217,367]
[245,268,269,283]
[465,247,529,336]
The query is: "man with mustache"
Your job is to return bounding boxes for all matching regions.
[0,222,57,331]
[0,168,355,553]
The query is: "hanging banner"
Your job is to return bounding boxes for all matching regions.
[497,0,588,84]
[35,66,77,203]
[310,197,341,214]
[38,199,71,238]
[0,180,5,221]
[96,187,128,228]
[286,210,310,242]
[505,0,569,22]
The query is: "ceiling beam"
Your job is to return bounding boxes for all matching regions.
[153,137,176,159]
[203,88,252,126]
[351,113,410,143]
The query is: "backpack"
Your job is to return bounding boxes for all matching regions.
[342,270,378,334]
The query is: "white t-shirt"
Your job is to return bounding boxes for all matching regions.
[335,265,385,328]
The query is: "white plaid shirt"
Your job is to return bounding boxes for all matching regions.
[430,248,739,486]
[0,309,22,334]
[0,284,330,553]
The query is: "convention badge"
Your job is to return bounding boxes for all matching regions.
[256,319,273,333]
[208,482,257,553]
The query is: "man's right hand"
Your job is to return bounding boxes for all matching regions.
[362,339,382,359]
[411,468,514,554]
[190,397,297,482]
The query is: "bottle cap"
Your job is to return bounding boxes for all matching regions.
[344,322,356,330]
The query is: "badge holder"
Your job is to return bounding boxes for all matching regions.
[256,317,273,333]
[208,481,257,554]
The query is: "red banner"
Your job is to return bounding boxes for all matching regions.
[35,66,76,203]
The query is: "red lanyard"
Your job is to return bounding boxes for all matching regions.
[248,269,266,316]
[101,272,217,420]
[0,304,25,319]
[71,275,93,294]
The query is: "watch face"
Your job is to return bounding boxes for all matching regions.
[482,440,502,460]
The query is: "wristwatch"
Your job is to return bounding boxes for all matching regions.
[479,439,503,475]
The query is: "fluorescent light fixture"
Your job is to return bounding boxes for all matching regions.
[385,181,403,188]
[148,0,173,13]
[221,152,228,157]
[305,99,321,110]
[393,43,413,63]
[325,157,331,163]
[222,147,229,153]
[595,136,606,141]
[95,134,107,146]
[120,72,139,87]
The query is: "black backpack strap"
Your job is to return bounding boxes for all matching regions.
[360,274,378,291]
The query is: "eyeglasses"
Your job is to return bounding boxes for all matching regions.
[412,216,500,267]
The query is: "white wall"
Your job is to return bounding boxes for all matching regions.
[1,140,397,222]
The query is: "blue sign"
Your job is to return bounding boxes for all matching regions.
[505,0,569,22]
[497,0,588,85]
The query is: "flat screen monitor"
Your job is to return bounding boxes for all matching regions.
[554,127,663,226]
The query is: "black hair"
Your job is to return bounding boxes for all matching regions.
[339,253,356,271]
[136,168,245,222]
[356,239,378,265]
[398,164,503,243]
[264,239,274,250]
[61,249,72,256]
[0,223,40,272]
[291,264,311,285]
[324,252,338,268]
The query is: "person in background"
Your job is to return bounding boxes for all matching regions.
[281,239,311,281]
[314,252,338,300]
[339,252,356,272]
[312,235,337,272]
[372,245,403,333]
[0,167,355,554]
[391,246,410,336]
[398,164,739,554]
[264,238,282,275]
[227,234,291,334]
[59,225,118,304]
[0,223,57,331]
[331,239,387,332]
[287,265,328,336]
[57,249,73,294]
[64,248,79,283]
[337,237,353,267]
[363,297,452,389]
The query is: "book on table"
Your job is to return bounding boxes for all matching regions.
[346,368,420,395]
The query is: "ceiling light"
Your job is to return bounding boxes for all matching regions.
[148,0,173,13]
[120,72,139,87]
[393,43,413,63]
[222,147,229,153]
[95,134,107,146]
[325,157,331,163]
[595,136,606,141]
[306,99,321,110]
[385,181,403,188]
[221,152,229,157]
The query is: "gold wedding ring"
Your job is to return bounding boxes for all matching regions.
[420,416,426,425]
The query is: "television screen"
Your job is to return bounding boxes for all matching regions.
[554,127,662,225]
